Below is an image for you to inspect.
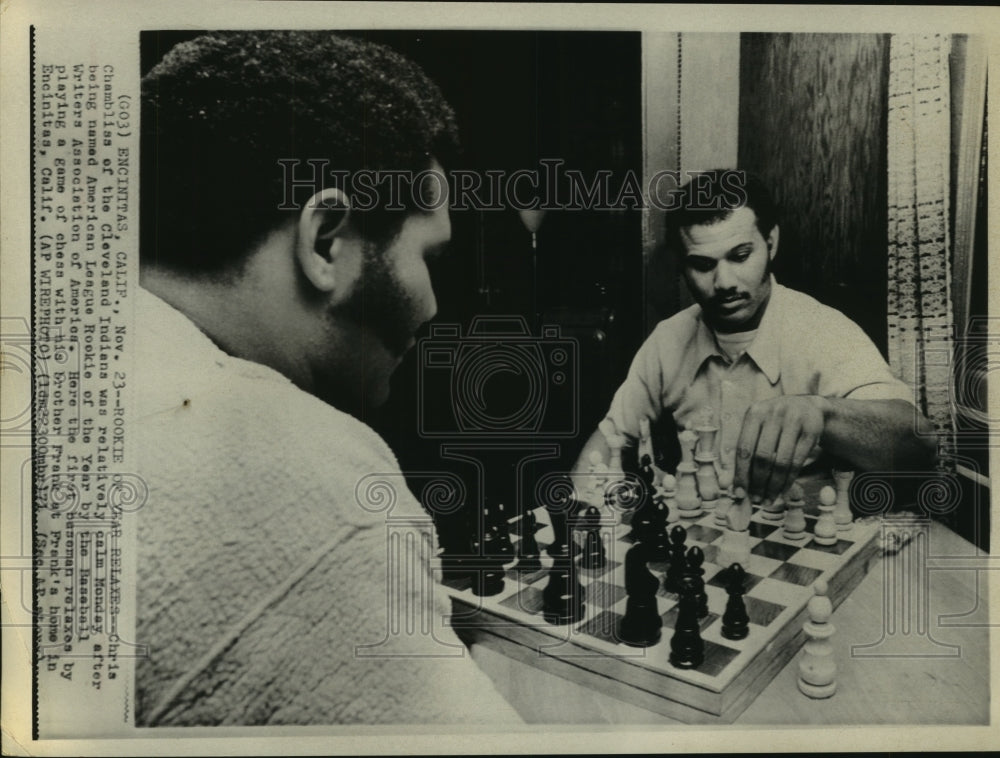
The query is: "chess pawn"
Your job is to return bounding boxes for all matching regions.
[832,469,855,533]
[662,524,687,594]
[669,576,705,669]
[814,485,839,546]
[648,499,672,562]
[579,505,607,570]
[675,462,702,518]
[760,495,784,522]
[684,545,709,618]
[783,483,808,541]
[797,579,837,698]
[660,473,680,525]
[721,563,750,640]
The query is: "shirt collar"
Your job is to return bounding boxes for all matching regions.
[691,275,782,385]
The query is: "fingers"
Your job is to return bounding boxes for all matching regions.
[735,397,825,500]
[750,420,782,500]
[733,409,762,496]
[765,426,800,501]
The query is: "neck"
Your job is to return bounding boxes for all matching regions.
[141,263,317,393]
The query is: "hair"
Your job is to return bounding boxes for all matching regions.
[140,31,459,273]
[665,169,779,252]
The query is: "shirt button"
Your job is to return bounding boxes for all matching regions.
[722,412,732,421]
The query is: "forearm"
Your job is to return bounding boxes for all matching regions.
[818,397,938,471]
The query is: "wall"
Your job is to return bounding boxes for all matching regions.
[739,33,891,352]
[642,32,741,331]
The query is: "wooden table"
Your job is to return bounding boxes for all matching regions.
[461,518,991,725]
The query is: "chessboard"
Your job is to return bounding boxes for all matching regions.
[440,476,883,724]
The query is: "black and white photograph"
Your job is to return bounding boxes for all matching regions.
[1,1,996,755]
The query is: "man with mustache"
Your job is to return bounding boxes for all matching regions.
[134,31,520,725]
[574,170,938,502]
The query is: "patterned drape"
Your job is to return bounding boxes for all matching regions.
[886,34,956,457]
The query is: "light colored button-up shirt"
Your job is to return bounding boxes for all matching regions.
[604,278,914,473]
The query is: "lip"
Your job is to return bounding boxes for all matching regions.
[717,296,748,312]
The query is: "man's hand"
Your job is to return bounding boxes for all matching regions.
[734,395,829,501]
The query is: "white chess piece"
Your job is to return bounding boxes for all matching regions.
[832,469,855,534]
[814,485,838,546]
[718,487,752,569]
[797,579,837,698]
[783,483,807,541]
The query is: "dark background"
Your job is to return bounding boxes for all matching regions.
[141,31,988,550]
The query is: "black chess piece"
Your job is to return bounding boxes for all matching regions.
[514,509,543,572]
[639,454,656,488]
[628,483,658,544]
[485,504,515,565]
[542,554,586,625]
[647,498,671,562]
[684,545,709,619]
[471,559,506,597]
[580,529,606,571]
[721,562,750,641]
[669,575,705,669]
[662,525,687,594]
[545,504,570,559]
[472,525,506,596]
[578,506,606,570]
[619,543,662,647]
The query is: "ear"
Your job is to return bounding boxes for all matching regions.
[296,188,353,293]
[766,225,779,261]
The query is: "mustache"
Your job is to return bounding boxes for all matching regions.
[711,292,749,306]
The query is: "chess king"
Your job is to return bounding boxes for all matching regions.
[573,170,938,502]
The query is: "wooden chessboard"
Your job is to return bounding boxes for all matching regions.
[440,481,883,723]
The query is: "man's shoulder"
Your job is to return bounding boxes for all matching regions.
[774,283,864,333]
[649,302,703,341]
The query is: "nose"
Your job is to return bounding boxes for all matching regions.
[714,259,737,292]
